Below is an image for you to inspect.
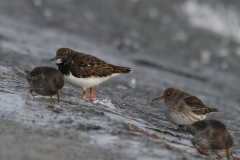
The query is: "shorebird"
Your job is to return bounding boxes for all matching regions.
[26,66,64,102]
[179,120,236,160]
[152,88,218,125]
[51,48,131,102]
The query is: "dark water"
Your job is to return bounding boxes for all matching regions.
[0,0,240,159]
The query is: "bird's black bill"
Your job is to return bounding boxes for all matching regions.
[50,56,58,61]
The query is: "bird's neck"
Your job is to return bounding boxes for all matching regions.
[57,62,71,76]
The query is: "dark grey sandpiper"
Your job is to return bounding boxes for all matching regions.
[152,88,218,125]
[26,66,64,102]
[179,120,236,160]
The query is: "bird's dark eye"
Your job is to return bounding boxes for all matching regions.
[166,92,171,96]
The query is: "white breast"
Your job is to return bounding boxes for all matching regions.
[64,72,121,89]
[164,101,206,125]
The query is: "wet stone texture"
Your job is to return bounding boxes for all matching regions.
[0,0,240,160]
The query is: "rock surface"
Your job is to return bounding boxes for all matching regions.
[0,0,240,159]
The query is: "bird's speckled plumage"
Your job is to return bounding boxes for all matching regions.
[51,48,131,102]
[179,120,234,159]
[152,88,218,125]
[26,67,64,102]
[52,48,131,79]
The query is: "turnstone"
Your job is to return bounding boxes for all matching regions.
[152,88,218,125]
[26,67,64,102]
[50,48,131,102]
[179,120,235,159]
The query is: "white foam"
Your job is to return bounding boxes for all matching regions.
[93,99,119,111]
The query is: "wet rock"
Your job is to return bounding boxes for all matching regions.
[46,105,64,114]
[76,123,101,131]
[0,0,240,160]
[59,118,73,124]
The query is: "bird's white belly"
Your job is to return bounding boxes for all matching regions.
[164,103,206,125]
[64,72,120,89]
[166,112,206,125]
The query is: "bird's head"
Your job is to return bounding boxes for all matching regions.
[152,88,181,101]
[49,74,64,103]
[50,48,72,64]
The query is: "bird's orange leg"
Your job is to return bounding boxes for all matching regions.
[50,96,56,102]
[81,90,87,99]
[90,87,94,102]
[192,143,208,155]
[212,149,223,158]
[30,90,35,98]
[226,148,237,160]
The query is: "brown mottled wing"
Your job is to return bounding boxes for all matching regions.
[69,52,130,78]
[181,92,193,98]
[183,96,213,115]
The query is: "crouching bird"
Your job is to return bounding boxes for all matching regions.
[26,66,64,102]
[51,48,131,102]
[179,120,236,160]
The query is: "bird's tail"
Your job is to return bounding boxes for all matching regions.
[112,66,131,74]
[209,108,219,113]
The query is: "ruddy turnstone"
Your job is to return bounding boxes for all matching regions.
[152,88,218,125]
[50,48,131,102]
[26,67,64,102]
[179,120,235,160]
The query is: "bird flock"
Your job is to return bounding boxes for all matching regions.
[24,48,236,160]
